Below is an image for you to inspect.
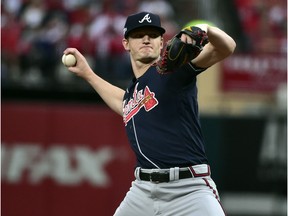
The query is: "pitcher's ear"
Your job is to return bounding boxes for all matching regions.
[160,37,164,49]
[122,38,130,51]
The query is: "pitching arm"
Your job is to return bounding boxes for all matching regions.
[63,48,125,116]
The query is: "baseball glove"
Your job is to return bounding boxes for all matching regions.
[156,26,209,74]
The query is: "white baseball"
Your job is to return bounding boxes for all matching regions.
[62,54,77,67]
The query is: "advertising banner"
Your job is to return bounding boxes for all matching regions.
[2,102,135,216]
[221,53,287,93]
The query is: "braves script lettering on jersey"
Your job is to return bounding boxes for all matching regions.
[123,63,208,169]
[123,84,158,125]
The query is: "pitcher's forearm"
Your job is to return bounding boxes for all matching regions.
[206,25,236,57]
[191,25,236,68]
[86,72,125,116]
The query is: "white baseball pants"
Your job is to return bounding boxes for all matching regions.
[114,169,226,216]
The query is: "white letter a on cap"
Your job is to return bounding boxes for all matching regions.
[139,14,152,23]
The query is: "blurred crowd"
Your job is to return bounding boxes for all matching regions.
[1,0,179,90]
[235,0,287,53]
[1,0,287,91]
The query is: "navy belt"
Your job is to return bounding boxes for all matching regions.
[137,165,211,183]
[140,169,193,183]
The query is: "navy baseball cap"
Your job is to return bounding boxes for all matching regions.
[123,12,166,38]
